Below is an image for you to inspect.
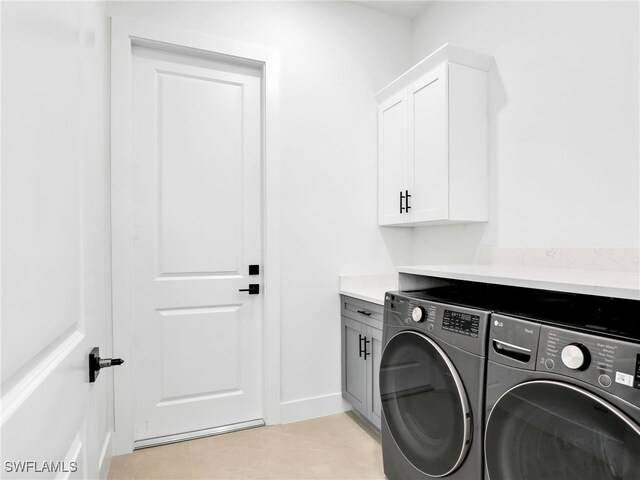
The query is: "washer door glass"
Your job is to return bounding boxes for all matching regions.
[380,330,470,477]
[485,380,640,480]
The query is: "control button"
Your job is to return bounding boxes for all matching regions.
[598,374,612,388]
[561,344,591,371]
[545,358,555,370]
[412,306,426,323]
[427,323,434,332]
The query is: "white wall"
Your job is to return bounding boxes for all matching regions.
[106,1,413,419]
[410,1,640,264]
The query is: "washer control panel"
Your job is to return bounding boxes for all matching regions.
[537,324,640,404]
[490,314,640,406]
[384,293,490,357]
[442,310,480,338]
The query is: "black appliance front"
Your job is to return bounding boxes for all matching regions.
[485,380,640,480]
[380,330,471,477]
[485,312,640,480]
[380,291,490,479]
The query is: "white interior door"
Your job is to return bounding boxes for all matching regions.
[1,3,112,479]
[130,45,263,444]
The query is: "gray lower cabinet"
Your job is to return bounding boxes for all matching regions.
[341,295,383,431]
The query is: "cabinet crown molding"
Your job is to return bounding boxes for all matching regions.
[375,43,493,104]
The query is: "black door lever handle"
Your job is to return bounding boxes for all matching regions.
[239,284,260,294]
[89,347,124,383]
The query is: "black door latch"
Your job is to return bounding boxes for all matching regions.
[239,284,260,295]
[89,347,124,383]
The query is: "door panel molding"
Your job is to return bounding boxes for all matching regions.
[110,17,282,455]
[1,336,89,468]
[155,69,244,276]
[1,329,84,426]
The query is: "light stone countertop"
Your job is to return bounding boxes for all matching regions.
[339,274,397,306]
[398,264,640,300]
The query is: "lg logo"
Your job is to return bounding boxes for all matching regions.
[494,320,503,327]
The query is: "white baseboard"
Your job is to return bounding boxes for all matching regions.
[279,392,350,424]
[98,432,112,480]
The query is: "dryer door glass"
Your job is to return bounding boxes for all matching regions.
[380,331,471,477]
[485,380,640,480]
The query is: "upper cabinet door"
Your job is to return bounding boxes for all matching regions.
[410,63,449,223]
[378,90,409,225]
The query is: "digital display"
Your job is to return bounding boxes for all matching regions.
[442,310,480,338]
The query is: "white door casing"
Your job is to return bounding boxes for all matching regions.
[111,18,282,455]
[131,45,262,443]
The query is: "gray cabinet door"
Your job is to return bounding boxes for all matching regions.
[341,295,384,432]
[367,325,383,430]
[342,316,367,415]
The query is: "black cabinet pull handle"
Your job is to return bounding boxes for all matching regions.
[400,191,405,213]
[363,337,371,359]
[359,334,365,358]
[357,310,372,317]
[405,190,411,211]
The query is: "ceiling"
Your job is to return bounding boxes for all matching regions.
[352,1,431,21]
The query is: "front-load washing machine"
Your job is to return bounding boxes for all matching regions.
[380,291,491,479]
[485,312,640,480]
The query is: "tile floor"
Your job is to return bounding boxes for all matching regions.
[108,412,384,479]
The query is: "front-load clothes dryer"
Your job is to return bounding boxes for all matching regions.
[485,313,640,480]
[380,291,491,479]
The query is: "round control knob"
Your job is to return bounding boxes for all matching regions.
[412,306,426,323]
[598,374,612,388]
[561,344,591,371]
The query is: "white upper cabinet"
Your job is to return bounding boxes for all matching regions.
[376,44,492,226]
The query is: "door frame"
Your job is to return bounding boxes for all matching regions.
[110,17,282,455]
